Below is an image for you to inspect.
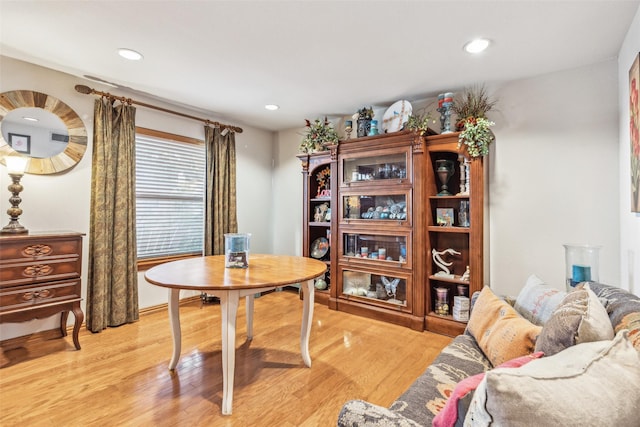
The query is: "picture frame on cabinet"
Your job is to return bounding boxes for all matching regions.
[436,208,454,226]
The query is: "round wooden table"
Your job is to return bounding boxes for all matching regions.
[144,254,327,415]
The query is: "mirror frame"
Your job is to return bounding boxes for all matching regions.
[0,90,88,175]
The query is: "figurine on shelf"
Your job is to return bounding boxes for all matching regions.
[461,265,470,281]
[314,203,328,222]
[382,276,401,304]
[432,248,461,278]
[344,120,353,140]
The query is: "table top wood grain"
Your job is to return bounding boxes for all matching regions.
[144,254,327,291]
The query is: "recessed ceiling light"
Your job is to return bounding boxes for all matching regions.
[265,104,279,111]
[117,48,144,61]
[464,38,490,54]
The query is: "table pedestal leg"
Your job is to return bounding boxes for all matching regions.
[220,290,240,415]
[246,294,254,340]
[168,289,182,370]
[300,279,315,367]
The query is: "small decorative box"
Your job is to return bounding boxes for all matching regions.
[454,296,470,309]
[453,307,469,322]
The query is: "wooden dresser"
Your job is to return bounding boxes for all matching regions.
[0,231,84,350]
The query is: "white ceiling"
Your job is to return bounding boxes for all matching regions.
[1,1,638,132]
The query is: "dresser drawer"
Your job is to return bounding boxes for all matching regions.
[0,279,81,314]
[0,258,81,288]
[0,236,81,262]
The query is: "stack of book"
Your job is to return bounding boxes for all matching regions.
[453,296,470,322]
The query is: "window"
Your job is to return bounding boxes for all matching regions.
[135,128,206,261]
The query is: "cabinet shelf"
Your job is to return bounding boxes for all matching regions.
[428,275,470,285]
[310,197,331,202]
[428,311,468,323]
[427,226,470,233]
[309,222,331,227]
[343,256,407,268]
[429,195,469,200]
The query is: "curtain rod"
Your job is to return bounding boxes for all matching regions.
[74,84,243,133]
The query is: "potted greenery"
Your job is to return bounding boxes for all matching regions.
[299,117,339,154]
[406,111,434,136]
[453,85,498,158]
[457,117,495,158]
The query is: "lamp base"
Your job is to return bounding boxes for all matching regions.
[1,220,28,235]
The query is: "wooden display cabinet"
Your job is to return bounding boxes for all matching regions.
[297,150,336,305]
[332,131,426,331]
[424,133,485,336]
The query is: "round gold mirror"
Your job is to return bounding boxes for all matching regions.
[0,90,88,174]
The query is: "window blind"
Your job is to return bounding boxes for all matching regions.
[135,133,205,259]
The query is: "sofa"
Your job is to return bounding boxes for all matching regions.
[337,278,640,427]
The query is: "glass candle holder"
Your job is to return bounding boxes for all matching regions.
[563,244,601,291]
[435,287,450,315]
[225,233,251,268]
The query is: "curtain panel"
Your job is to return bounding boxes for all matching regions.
[204,126,238,256]
[87,98,139,332]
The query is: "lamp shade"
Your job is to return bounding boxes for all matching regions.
[5,156,29,174]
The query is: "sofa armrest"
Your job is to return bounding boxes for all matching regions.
[337,399,424,427]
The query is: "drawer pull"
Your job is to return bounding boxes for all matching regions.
[36,289,52,299]
[20,289,53,301]
[23,264,54,277]
[22,244,53,257]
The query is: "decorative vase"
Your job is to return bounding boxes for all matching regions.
[357,118,371,138]
[314,277,328,290]
[563,244,601,291]
[436,159,455,196]
[368,120,379,136]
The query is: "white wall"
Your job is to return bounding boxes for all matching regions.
[489,60,621,296]
[0,57,274,339]
[271,128,305,256]
[618,6,640,296]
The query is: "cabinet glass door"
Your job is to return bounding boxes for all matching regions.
[342,194,407,221]
[342,152,407,183]
[341,269,407,307]
[342,232,408,265]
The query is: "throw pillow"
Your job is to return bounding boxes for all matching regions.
[432,352,543,427]
[466,286,542,366]
[618,312,640,353]
[535,284,614,356]
[464,330,640,427]
[586,282,640,321]
[514,274,567,326]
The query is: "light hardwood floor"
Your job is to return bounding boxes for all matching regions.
[0,290,451,426]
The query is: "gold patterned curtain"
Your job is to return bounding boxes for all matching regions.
[87,97,139,332]
[204,126,238,255]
